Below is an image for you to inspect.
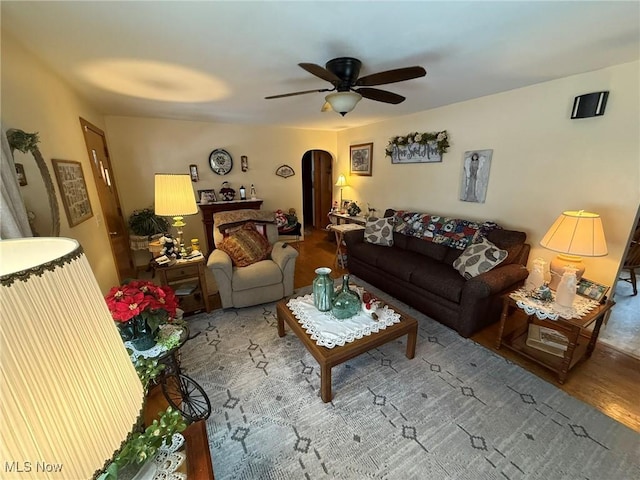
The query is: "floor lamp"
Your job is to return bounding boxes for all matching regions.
[155,173,199,257]
[0,237,144,479]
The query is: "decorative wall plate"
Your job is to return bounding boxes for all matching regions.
[275,164,295,178]
[209,149,233,175]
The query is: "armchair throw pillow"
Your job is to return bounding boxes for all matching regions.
[364,217,394,247]
[453,236,508,279]
[219,224,272,267]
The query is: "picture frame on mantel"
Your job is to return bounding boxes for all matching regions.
[350,143,373,176]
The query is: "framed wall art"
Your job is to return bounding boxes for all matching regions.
[15,163,27,186]
[460,149,493,203]
[276,164,295,178]
[189,164,199,182]
[386,131,449,164]
[52,159,93,227]
[350,143,373,176]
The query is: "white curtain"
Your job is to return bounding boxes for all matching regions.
[1,126,32,239]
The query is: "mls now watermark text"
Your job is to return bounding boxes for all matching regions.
[5,461,63,473]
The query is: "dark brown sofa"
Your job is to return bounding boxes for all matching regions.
[344,209,530,337]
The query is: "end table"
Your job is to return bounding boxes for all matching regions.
[496,291,614,383]
[155,258,212,316]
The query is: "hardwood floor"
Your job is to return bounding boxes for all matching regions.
[292,228,640,433]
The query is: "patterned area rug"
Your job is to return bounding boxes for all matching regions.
[180,278,640,480]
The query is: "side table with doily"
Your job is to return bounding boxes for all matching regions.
[496,287,615,383]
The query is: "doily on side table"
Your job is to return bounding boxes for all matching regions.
[509,288,599,321]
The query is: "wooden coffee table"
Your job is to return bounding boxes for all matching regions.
[276,295,418,403]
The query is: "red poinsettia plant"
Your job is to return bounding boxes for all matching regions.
[105,280,178,332]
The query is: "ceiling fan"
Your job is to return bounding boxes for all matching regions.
[265,57,427,116]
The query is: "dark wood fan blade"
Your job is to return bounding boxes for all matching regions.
[355,66,426,87]
[355,88,405,104]
[265,88,331,99]
[299,63,341,84]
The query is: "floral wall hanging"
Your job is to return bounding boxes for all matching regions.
[386,130,450,164]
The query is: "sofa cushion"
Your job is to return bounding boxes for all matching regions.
[487,229,527,266]
[348,241,388,267]
[410,263,466,303]
[218,226,272,267]
[364,217,394,246]
[453,236,508,279]
[376,250,427,282]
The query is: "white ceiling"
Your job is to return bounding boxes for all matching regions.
[2,1,639,131]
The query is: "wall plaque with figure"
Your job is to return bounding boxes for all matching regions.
[460,149,493,203]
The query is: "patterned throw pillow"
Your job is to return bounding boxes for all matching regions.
[453,236,508,279]
[218,226,272,267]
[364,217,394,247]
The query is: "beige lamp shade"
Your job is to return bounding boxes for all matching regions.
[540,210,608,289]
[325,91,362,116]
[154,173,198,217]
[335,174,348,187]
[0,238,144,479]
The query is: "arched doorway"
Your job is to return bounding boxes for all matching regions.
[301,150,333,231]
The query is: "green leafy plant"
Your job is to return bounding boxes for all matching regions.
[7,130,40,153]
[128,208,170,237]
[103,406,187,479]
[132,356,165,392]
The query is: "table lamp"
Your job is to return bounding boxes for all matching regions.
[155,173,199,257]
[335,174,348,210]
[0,237,144,479]
[540,210,608,290]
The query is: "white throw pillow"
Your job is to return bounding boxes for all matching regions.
[364,217,394,247]
[453,236,507,279]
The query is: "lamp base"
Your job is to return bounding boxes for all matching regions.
[549,254,585,290]
[172,217,188,258]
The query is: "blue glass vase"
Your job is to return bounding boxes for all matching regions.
[331,274,361,320]
[313,267,334,312]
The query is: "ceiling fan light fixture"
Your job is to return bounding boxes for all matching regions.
[325,91,362,116]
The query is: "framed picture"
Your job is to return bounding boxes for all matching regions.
[241,155,248,172]
[341,200,351,212]
[52,159,93,227]
[197,189,217,204]
[15,163,27,186]
[189,164,199,182]
[460,149,493,203]
[350,143,373,176]
[577,278,609,303]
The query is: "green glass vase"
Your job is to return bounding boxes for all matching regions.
[131,315,155,351]
[331,274,361,320]
[313,267,334,312]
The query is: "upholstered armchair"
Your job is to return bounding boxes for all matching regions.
[207,209,299,308]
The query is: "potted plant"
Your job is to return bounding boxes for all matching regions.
[128,207,170,237]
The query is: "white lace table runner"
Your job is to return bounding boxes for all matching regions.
[286,293,401,349]
[509,288,599,321]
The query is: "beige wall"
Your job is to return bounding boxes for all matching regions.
[103,116,337,265]
[1,32,120,290]
[336,61,640,288]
